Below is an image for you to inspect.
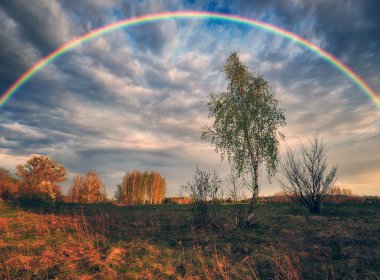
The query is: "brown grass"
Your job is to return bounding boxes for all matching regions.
[0,205,300,279]
[1,201,379,279]
[0,204,114,279]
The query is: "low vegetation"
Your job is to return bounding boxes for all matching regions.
[1,200,379,279]
[181,167,222,227]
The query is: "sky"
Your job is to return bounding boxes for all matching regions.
[0,0,379,198]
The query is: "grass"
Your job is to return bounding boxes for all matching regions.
[0,201,379,279]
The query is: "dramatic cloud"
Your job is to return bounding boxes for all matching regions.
[1,0,379,196]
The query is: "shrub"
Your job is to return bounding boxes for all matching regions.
[280,133,338,214]
[181,167,222,227]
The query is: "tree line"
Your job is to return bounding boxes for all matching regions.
[0,155,166,204]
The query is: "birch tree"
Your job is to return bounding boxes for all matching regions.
[115,171,166,205]
[202,52,286,226]
[68,171,106,203]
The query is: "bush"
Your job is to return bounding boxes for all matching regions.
[181,167,222,227]
[280,133,338,214]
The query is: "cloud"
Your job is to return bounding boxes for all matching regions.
[0,9,41,87]
[0,149,31,171]
[0,0,379,197]
[0,0,73,51]
[2,123,46,140]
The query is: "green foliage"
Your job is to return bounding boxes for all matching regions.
[202,52,286,224]
[202,52,286,178]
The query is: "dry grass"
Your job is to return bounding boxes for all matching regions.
[0,204,112,279]
[0,201,379,279]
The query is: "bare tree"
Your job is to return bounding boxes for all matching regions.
[279,133,337,214]
[85,171,106,203]
[115,171,166,205]
[68,175,83,203]
[67,171,106,203]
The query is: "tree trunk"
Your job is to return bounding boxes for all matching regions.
[313,200,321,214]
[308,198,321,214]
[246,164,259,227]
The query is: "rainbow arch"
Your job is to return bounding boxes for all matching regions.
[1,11,379,108]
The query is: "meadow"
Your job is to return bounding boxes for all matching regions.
[0,201,379,279]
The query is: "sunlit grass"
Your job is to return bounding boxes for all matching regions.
[0,201,379,279]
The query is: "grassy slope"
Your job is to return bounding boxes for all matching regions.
[0,201,379,279]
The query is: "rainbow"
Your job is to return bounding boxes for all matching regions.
[1,11,379,108]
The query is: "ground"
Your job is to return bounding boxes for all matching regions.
[0,201,379,279]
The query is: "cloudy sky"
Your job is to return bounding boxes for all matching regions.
[1,0,379,197]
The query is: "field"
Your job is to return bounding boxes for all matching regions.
[0,201,379,279]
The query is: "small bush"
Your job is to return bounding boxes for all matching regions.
[181,167,222,227]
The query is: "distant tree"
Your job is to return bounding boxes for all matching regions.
[181,167,222,227]
[279,133,338,214]
[160,177,166,204]
[268,191,292,203]
[85,171,107,203]
[164,197,193,205]
[328,186,361,203]
[68,174,83,203]
[115,171,166,205]
[331,186,353,196]
[17,155,67,201]
[202,52,286,226]
[0,167,19,200]
[68,171,106,203]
